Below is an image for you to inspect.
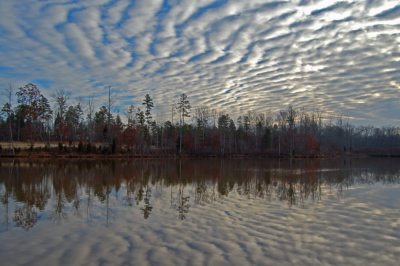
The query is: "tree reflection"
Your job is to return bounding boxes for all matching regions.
[86,186,93,222]
[278,182,296,206]
[0,158,399,228]
[171,160,190,220]
[171,185,190,220]
[194,180,216,205]
[135,186,144,206]
[50,171,67,223]
[1,189,9,230]
[123,179,135,207]
[13,205,37,230]
[50,191,67,223]
[0,160,14,231]
[140,186,153,219]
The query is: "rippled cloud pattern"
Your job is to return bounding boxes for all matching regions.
[0,0,399,124]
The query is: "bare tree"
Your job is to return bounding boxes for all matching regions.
[176,93,191,154]
[126,104,135,127]
[287,105,297,157]
[85,95,95,143]
[1,84,14,154]
[52,89,69,142]
[194,106,211,150]
[106,86,116,143]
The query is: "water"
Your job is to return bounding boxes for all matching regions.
[0,159,399,265]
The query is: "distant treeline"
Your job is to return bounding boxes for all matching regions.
[1,83,400,156]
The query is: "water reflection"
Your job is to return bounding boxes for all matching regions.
[0,159,399,231]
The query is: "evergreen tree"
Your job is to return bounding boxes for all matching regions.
[142,94,154,126]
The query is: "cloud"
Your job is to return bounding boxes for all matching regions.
[0,0,399,125]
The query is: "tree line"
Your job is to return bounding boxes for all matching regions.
[1,82,400,156]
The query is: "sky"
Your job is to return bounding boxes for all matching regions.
[0,0,399,126]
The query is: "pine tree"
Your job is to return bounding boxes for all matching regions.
[176,93,191,154]
[142,94,154,126]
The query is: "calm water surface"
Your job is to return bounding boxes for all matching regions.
[0,159,399,265]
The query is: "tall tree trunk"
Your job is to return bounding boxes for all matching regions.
[8,116,14,155]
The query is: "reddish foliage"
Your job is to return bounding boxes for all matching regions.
[305,134,320,153]
[123,127,138,148]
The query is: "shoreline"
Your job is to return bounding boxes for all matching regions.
[0,151,379,160]
[1,142,398,160]
[1,141,399,160]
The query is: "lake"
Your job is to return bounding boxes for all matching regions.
[0,158,399,265]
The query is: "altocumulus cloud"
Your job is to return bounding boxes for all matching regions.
[0,0,399,125]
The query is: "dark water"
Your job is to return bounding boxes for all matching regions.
[0,159,399,265]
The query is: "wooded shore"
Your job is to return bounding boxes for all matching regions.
[1,141,394,159]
